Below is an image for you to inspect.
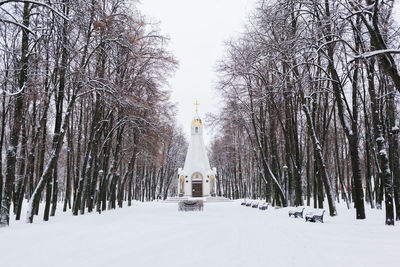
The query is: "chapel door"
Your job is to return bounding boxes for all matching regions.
[192,182,203,197]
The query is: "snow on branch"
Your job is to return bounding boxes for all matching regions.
[0,85,25,96]
[0,19,35,35]
[0,0,69,21]
[354,49,400,59]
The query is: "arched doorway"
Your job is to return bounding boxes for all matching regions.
[191,172,203,197]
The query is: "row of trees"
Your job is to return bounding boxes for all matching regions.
[209,0,400,225]
[0,0,186,227]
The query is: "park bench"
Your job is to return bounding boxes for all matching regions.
[241,200,247,206]
[251,201,259,208]
[305,210,325,223]
[245,201,253,207]
[288,207,305,218]
[259,202,269,210]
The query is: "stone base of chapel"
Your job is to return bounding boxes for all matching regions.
[163,196,232,203]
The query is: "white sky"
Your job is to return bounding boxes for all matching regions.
[138,0,257,145]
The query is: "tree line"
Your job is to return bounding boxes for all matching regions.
[209,0,400,225]
[0,0,185,227]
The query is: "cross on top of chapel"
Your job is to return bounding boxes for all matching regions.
[194,100,200,113]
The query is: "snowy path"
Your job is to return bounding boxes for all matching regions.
[1,201,399,267]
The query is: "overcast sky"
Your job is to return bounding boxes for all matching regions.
[138,0,257,145]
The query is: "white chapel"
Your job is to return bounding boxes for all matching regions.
[178,101,217,197]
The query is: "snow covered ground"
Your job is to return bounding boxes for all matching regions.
[1,200,399,267]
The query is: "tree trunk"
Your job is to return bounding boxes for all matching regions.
[26,90,78,223]
[302,99,337,216]
[0,2,30,227]
[367,58,395,225]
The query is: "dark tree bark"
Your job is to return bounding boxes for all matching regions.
[14,117,27,215]
[302,94,337,216]
[118,137,138,208]
[0,82,6,209]
[63,112,73,212]
[334,106,350,209]
[0,2,30,227]
[389,125,400,220]
[366,57,395,225]
[43,173,52,221]
[16,102,39,220]
[27,89,78,223]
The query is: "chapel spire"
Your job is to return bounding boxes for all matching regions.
[178,105,217,197]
